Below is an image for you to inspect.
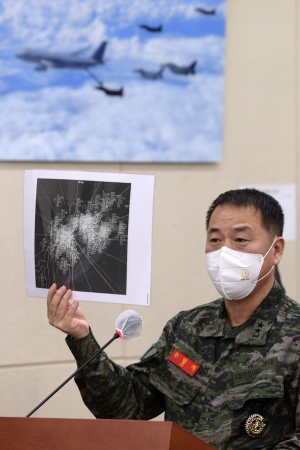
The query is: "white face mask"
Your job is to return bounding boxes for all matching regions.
[205,238,277,300]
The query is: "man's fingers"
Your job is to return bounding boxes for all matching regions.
[63,300,80,322]
[47,283,57,308]
[47,283,58,319]
[55,300,82,335]
[56,288,72,310]
[47,285,67,313]
[47,285,72,324]
[46,286,88,339]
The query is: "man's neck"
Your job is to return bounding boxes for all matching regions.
[224,277,274,327]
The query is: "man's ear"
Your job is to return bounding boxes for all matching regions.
[273,237,285,265]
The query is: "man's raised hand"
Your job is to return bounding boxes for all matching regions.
[47,284,90,339]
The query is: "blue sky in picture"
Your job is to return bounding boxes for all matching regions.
[0,0,226,162]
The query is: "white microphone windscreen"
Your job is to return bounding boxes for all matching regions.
[115,310,143,341]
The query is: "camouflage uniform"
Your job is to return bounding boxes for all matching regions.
[66,281,300,449]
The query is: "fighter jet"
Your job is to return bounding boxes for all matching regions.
[139,24,163,32]
[163,61,197,75]
[84,69,123,96]
[15,41,107,71]
[133,67,164,79]
[195,7,216,15]
[95,82,124,97]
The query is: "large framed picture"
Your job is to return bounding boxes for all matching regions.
[1,0,225,162]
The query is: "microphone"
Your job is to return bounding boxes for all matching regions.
[26,310,143,418]
[115,309,143,340]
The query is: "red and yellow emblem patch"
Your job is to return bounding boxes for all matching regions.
[168,349,200,377]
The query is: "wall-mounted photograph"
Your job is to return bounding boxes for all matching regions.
[1,0,226,162]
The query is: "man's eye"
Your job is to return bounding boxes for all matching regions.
[236,238,247,242]
[210,238,219,243]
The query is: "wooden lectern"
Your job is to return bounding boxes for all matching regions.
[0,417,215,450]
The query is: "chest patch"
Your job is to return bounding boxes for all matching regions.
[168,349,200,377]
[232,358,278,386]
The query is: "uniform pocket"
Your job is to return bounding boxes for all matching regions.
[227,373,293,449]
[149,360,200,423]
[150,361,199,405]
[227,372,284,410]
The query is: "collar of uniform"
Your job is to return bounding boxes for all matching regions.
[198,299,227,337]
[223,281,285,346]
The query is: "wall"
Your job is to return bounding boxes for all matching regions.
[0,0,298,419]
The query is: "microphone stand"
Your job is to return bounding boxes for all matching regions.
[26,333,120,418]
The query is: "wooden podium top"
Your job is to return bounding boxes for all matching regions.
[0,417,215,450]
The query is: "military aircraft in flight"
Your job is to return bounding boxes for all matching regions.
[133,67,164,79]
[85,68,124,96]
[195,7,216,15]
[95,83,124,97]
[139,24,163,32]
[163,61,197,75]
[15,41,107,71]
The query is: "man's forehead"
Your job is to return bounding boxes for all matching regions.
[208,205,262,230]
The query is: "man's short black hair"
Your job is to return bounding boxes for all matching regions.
[206,188,284,237]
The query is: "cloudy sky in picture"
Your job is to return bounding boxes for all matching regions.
[0,0,226,162]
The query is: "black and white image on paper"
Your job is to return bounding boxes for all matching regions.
[35,178,131,294]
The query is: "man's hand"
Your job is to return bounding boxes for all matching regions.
[47,284,90,339]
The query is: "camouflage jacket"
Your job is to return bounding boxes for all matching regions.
[66,282,300,449]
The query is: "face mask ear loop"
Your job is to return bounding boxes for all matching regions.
[259,237,278,262]
[255,265,275,284]
[256,237,277,283]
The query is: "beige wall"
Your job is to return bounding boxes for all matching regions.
[0,0,298,419]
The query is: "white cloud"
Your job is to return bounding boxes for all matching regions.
[0,0,226,47]
[109,34,224,71]
[0,71,223,162]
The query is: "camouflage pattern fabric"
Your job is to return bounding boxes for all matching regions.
[66,281,300,449]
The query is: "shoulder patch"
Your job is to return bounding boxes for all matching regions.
[168,349,200,376]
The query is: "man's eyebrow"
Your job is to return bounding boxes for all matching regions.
[207,227,220,235]
[231,225,252,232]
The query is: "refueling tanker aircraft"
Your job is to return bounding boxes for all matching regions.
[15,41,107,71]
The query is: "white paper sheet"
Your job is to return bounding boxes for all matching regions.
[24,170,155,306]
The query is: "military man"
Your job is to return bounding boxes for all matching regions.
[47,188,300,449]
